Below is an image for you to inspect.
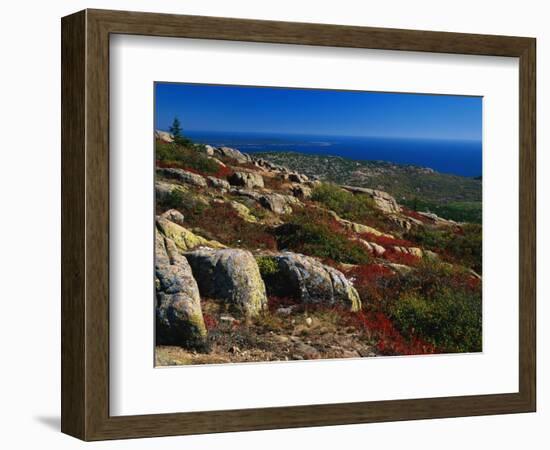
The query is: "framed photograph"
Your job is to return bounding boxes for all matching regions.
[61,9,536,440]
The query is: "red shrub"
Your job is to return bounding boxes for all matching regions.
[346,264,395,284]
[343,310,436,356]
[359,232,414,248]
[401,208,432,224]
[182,202,277,250]
[156,160,234,179]
[383,250,422,266]
[202,313,218,331]
[450,272,481,292]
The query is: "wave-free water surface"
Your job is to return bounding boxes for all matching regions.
[185,131,482,177]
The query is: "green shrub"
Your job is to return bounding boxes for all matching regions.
[158,189,185,210]
[403,198,482,224]
[157,188,207,217]
[274,214,370,265]
[350,259,482,353]
[156,141,220,175]
[390,288,482,353]
[311,183,379,224]
[405,224,482,273]
[256,256,279,277]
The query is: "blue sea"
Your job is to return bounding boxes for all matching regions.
[185,131,482,178]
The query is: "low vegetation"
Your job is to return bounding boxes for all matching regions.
[156,141,222,175]
[274,208,371,265]
[155,131,483,362]
[403,198,482,224]
[256,151,482,216]
[405,224,482,273]
[311,182,379,224]
[342,261,482,354]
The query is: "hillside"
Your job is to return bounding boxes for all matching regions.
[154,131,482,365]
[255,151,482,223]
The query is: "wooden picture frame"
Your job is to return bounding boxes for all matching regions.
[61,9,536,441]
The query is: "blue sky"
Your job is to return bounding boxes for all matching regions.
[155,82,482,141]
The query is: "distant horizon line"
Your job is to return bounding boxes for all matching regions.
[158,128,482,143]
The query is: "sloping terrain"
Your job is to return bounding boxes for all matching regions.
[255,151,482,223]
[154,132,482,365]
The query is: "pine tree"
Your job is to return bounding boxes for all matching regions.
[169,117,183,139]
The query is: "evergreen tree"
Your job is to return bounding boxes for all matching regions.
[169,117,183,139]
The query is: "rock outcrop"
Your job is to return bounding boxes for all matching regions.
[160,209,184,226]
[415,211,458,227]
[262,252,361,311]
[392,246,423,258]
[185,248,268,317]
[327,210,394,238]
[229,201,258,223]
[290,184,313,199]
[155,130,174,143]
[214,146,251,163]
[155,232,207,349]
[228,171,265,189]
[356,239,386,256]
[288,172,309,183]
[388,214,423,231]
[207,176,230,190]
[155,181,187,202]
[259,193,296,215]
[156,217,225,252]
[342,185,401,214]
[158,168,207,188]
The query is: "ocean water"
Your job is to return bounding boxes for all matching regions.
[185,131,482,178]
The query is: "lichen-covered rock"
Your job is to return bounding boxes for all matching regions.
[214,146,251,163]
[355,239,385,256]
[259,193,294,215]
[203,144,215,156]
[160,209,184,225]
[263,252,361,311]
[391,246,423,258]
[342,185,401,214]
[185,248,267,317]
[384,262,414,275]
[229,187,262,201]
[416,211,458,227]
[389,214,423,231]
[155,233,207,349]
[156,217,225,252]
[155,130,174,143]
[407,247,424,258]
[207,176,230,190]
[229,201,258,223]
[288,172,309,183]
[158,167,207,187]
[290,184,313,199]
[155,181,188,203]
[327,210,394,238]
[228,171,264,189]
